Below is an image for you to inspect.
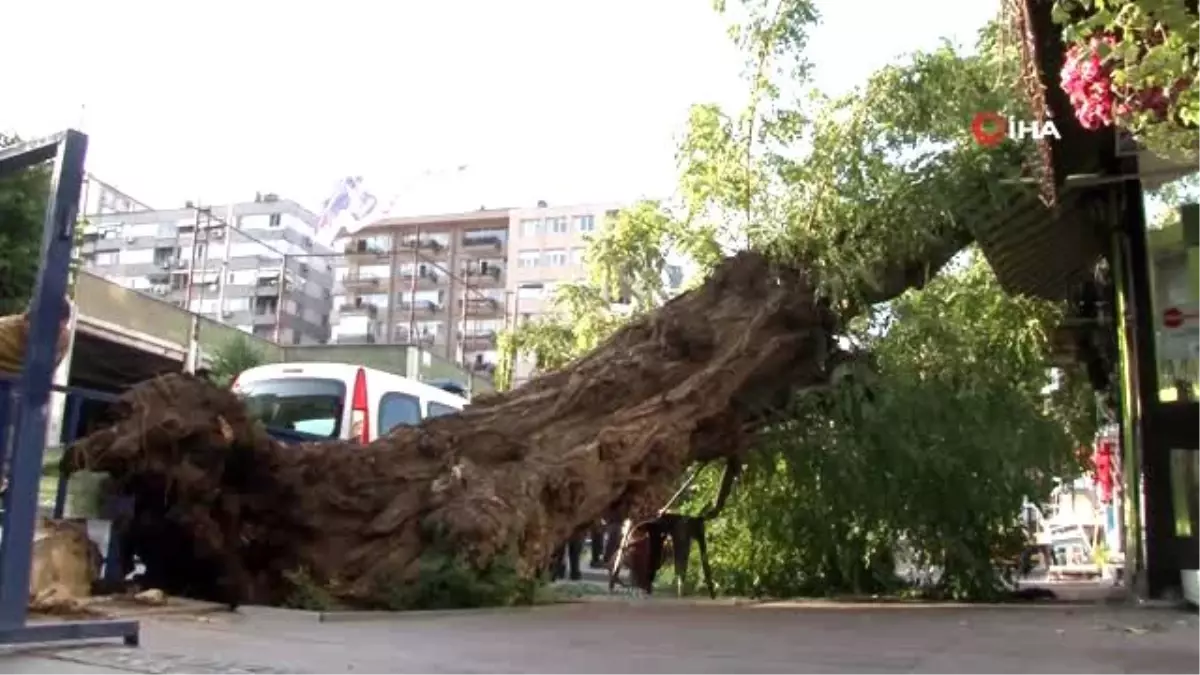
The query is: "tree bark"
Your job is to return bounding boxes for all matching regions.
[66,251,839,608]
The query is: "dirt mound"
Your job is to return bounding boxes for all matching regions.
[66,252,838,607]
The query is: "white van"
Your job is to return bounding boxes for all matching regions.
[230,362,468,443]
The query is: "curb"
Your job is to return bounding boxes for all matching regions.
[236,602,581,624]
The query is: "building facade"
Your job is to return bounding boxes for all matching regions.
[505,202,622,384]
[331,200,685,384]
[331,208,511,376]
[80,193,336,345]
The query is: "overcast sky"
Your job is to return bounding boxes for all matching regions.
[5,0,998,215]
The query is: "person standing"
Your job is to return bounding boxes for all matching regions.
[0,297,74,494]
[0,297,73,375]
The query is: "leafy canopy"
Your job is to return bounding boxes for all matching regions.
[0,134,50,315]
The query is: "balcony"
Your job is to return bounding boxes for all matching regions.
[339,301,379,318]
[343,240,389,260]
[400,237,449,258]
[464,296,503,317]
[398,268,443,289]
[460,234,505,253]
[336,334,377,345]
[342,274,385,291]
[458,330,497,350]
[396,299,442,315]
[461,265,503,286]
[254,274,294,296]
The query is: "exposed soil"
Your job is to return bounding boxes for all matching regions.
[65,252,839,607]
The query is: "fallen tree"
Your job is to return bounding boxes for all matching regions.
[59,0,1098,609]
[66,252,841,608]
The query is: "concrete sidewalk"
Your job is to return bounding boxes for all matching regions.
[1,601,1196,673]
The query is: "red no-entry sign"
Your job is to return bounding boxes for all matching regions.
[1164,307,1185,329]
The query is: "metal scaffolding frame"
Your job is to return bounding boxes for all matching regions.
[0,130,139,646]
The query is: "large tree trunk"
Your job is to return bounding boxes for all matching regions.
[66,252,838,607]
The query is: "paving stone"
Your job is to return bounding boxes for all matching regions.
[40,646,299,674]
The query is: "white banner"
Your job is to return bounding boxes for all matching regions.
[313,166,470,248]
[314,176,401,248]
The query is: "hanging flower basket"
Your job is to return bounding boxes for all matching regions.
[1060,32,1193,131]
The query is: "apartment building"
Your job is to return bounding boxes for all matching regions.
[80,193,336,344]
[504,201,623,384]
[331,208,511,375]
[506,201,617,314]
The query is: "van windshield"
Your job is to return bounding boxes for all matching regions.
[239,378,346,439]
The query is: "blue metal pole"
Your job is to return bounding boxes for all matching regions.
[0,380,12,478]
[0,131,87,627]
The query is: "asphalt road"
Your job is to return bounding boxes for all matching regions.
[2,600,1196,674]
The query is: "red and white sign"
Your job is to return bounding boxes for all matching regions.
[1160,304,1199,361]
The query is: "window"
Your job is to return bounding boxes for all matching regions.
[152,247,176,266]
[427,402,461,419]
[666,264,684,289]
[268,213,282,227]
[518,251,540,268]
[94,251,119,266]
[378,392,422,435]
[520,219,542,236]
[547,217,568,234]
[463,228,506,247]
[543,249,567,267]
[570,248,586,265]
[239,377,346,439]
[573,215,595,233]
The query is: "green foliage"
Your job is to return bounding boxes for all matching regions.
[1147,173,1200,229]
[372,551,540,611]
[0,134,49,315]
[208,334,267,386]
[282,567,341,611]
[1053,0,1200,159]
[690,257,1090,600]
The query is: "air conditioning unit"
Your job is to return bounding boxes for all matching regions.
[160,261,172,270]
[125,235,137,244]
